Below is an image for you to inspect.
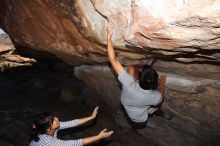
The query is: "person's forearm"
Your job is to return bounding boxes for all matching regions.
[159,85,165,97]
[107,36,116,63]
[77,116,94,126]
[82,134,101,145]
[159,76,166,96]
[107,27,124,75]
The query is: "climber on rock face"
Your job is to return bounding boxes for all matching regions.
[106,23,170,129]
[29,106,113,146]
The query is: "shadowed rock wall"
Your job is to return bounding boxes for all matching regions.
[0,1,220,145]
[74,65,220,146]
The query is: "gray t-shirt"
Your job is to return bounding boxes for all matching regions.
[118,70,162,122]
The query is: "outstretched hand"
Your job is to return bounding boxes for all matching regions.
[107,23,113,38]
[91,106,99,119]
[98,128,113,139]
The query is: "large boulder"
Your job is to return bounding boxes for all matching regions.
[0,1,220,145]
[0,0,220,65]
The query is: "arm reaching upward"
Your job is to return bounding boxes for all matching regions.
[77,106,99,126]
[107,24,124,75]
[59,106,99,130]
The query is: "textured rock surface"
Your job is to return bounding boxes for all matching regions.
[0,1,220,145]
[74,65,220,146]
[0,34,36,72]
[0,0,220,65]
[0,34,12,44]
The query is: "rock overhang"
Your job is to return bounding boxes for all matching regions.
[0,0,219,66]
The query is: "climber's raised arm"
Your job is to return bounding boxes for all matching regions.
[107,24,124,75]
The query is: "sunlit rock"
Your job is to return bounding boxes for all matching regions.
[0,0,220,65]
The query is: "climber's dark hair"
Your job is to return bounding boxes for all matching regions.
[29,112,54,142]
[138,65,159,90]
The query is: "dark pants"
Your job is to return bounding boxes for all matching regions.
[120,104,147,129]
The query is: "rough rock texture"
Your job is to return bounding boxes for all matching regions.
[0,34,12,44]
[0,34,36,72]
[0,0,220,66]
[74,65,220,146]
[0,1,220,145]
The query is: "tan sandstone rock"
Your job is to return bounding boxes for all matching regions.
[0,0,220,65]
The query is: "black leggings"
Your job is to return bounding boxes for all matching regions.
[121,104,147,129]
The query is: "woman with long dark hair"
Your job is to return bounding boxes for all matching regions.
[29,106,113,146]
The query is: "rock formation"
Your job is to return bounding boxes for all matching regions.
[0,0,220,66]
[0,34,36,72]
[0,0,220,146]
